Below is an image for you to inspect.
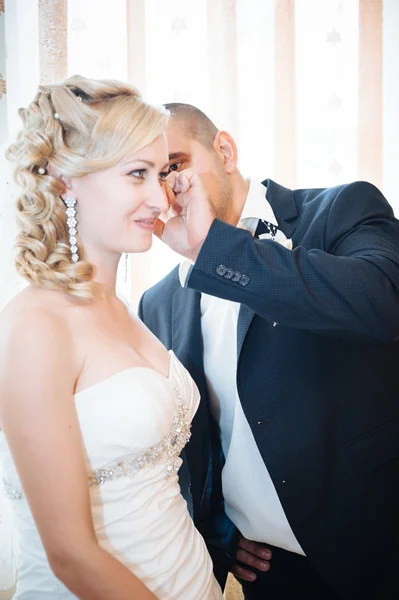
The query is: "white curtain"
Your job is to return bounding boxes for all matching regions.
[1,0,399,595]
[1,0,399,312]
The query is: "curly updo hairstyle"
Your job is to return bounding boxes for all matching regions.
[6,75,169,300]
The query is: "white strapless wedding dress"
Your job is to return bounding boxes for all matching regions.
[0,351,222,599]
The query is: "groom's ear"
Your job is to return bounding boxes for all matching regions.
[213,130,238,175]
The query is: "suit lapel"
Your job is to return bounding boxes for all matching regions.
[172,285,205,392]
[172,284,210,508]
[237,304,255,362]
[237,179,298,361]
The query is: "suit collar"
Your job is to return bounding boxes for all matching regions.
[262,178,298,239]
[240,178,278,226]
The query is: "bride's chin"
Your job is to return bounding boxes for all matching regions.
[122,239,153,255]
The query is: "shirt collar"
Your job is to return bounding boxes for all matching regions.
[239,178,278,230]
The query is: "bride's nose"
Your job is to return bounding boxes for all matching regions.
[147,180,169,213]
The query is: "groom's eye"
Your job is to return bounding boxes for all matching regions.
[159,171,169,181]
[168,162,182,173]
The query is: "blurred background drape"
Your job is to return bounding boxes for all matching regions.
[1,0,398,311]
[1,1,398,597]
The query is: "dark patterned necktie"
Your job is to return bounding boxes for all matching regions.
[255,219,278,240]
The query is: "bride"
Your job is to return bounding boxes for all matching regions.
[0,75,222,600]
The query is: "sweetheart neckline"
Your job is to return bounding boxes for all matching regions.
[74,350,175,398]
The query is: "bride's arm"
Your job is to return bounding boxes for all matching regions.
[0,308,157,600]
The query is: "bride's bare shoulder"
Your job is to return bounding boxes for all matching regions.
[1,285,82,316]
[0,288,80,419]
[0,286,76,345]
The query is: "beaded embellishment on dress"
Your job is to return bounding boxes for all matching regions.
[88,381,191,486]
[3,483,22,501]
[2,363,191,500]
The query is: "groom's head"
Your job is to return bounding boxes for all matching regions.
[164,103,246,224]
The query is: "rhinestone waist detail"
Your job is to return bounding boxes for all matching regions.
[3,365,192,500]
[88,382,191,486]
[3,483,23,500]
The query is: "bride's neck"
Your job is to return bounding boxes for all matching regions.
[85,248,121,298]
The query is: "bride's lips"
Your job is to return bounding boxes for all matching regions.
[134,218,157,231]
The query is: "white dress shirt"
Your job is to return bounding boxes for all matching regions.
[181,179,304,554]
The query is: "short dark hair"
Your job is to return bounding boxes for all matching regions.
[164,103,218,148]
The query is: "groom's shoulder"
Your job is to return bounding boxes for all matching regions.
[263,176,347,206]
[140,264,180,309]
[264,177,387,211]
[263,178,396,233]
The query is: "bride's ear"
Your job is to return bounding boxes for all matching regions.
[47,164,73,199]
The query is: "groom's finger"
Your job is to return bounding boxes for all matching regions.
[230,563,257,582]
[164,181,184,215]
[175,169,203,195]
[165,170,191,195]
[164,178,176,207]
[165,171,177,188]
[168,201,183,217]
[237,535,272,560]
[165,174,190,210]
[175,170,193,193]
[236,548,270,572]
[153,218,165,240]
[180,169,202,187]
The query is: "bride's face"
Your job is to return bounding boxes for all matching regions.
[69,134,170,256]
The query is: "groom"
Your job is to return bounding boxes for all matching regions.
[138,103,399,599]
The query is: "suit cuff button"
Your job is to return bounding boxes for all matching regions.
[231,271,241,282]
[223,268,234,280]
[216,265,227,276]
[239,275,250,286]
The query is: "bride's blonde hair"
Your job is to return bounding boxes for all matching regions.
[7,75,169,300]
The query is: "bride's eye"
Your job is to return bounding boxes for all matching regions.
[129,169,146,179]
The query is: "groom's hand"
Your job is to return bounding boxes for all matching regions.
[154,169,215,261]
[231,533,272,582]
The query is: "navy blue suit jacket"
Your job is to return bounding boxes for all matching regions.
[139,179,399,598]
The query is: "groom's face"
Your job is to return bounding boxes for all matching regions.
[166,122,232,220]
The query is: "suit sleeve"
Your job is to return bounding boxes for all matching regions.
[187,182,399,341]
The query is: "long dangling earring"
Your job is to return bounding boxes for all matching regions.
[65,196,79,263]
